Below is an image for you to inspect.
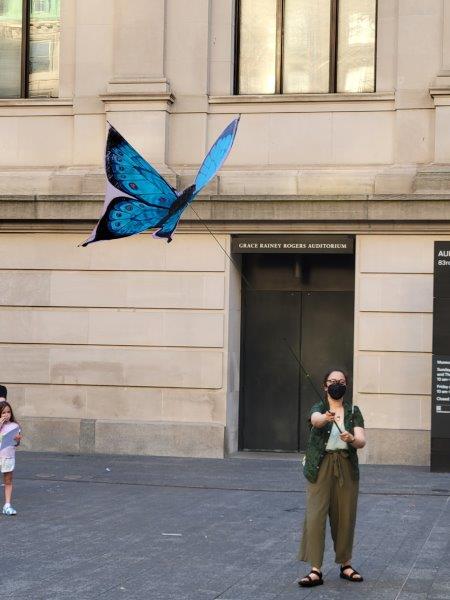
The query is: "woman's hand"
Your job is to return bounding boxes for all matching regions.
[339,430,355,444]
[340,427,366,449]
[311,411,335,428]
[324,411,336,423]
[14,433,22,442]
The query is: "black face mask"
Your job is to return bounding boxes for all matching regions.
[327,382,346,400]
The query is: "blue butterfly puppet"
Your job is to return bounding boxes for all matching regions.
[81,117,240,246]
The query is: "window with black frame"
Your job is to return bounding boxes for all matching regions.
[0,0,60,98]
[236,0,376,95]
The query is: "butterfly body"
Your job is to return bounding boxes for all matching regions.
[151,184,196,242]
[82,118,240,247]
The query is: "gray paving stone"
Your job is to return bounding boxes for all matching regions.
[0,452,448,599]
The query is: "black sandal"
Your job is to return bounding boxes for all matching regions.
[298,568,323,587]
[340,565,363,582]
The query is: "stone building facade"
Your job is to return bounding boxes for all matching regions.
[1,0,450,465]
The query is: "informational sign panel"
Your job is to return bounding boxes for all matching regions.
[431,242,450,471]
[231,235,354,254]
[433,356,450,412]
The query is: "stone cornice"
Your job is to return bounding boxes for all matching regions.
[2,194,450,228]
[209,92,395,113]
[209,92,395,104]
[100,92,175,112]
[100,93,175,103]
[0,98,74,117]
[0,98,73,106]
[430,87,450,106]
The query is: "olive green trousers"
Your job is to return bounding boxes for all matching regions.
[298,451,359,566]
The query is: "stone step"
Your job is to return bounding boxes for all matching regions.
[414,166,450,192]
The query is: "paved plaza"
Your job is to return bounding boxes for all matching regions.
[1,452,449,600]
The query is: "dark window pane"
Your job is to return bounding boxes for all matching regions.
[283,0,331,93]
[239,0,277,94]
[28,0,60,97]
[0,0,23,98]
[337,0,376,92]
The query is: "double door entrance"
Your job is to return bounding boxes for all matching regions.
[239,251,355,452]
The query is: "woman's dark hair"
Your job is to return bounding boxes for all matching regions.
[0,385,7,399]
[322,368,349,388]
[0,401,17,425]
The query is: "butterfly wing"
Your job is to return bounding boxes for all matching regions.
[81,196,170,246]
[194,117,240,194]
[82,124,179,246]
[106,124,177,208]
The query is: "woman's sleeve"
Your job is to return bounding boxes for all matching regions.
[353,405,365,428]
[309,402,323,424]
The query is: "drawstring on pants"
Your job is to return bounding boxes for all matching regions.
[326,450,349,488]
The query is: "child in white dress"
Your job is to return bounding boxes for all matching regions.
[0,396,22,516]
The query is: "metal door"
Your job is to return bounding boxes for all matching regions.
[240,253,354,452]
[241,290,301,451]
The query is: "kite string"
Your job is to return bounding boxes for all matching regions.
[187,204,324,404]
[187,204,254,291]
[282,337,324,403]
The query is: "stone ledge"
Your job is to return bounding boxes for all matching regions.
[210,92,395,104]
[95,420,224,458]
[19,416,81,454]
[107,78,171,95]
[3,194,450,224]
[0,99,73,107]
[18,416,225,458]
[100,93,175,104]
[100,92,175,113]
[414,167,450,193]
[430,87,450,106]
[358,428,430,466]
[18,418,431,464]
[0,98,74,117]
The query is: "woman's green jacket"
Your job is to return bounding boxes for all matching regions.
[303,399,365,484]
